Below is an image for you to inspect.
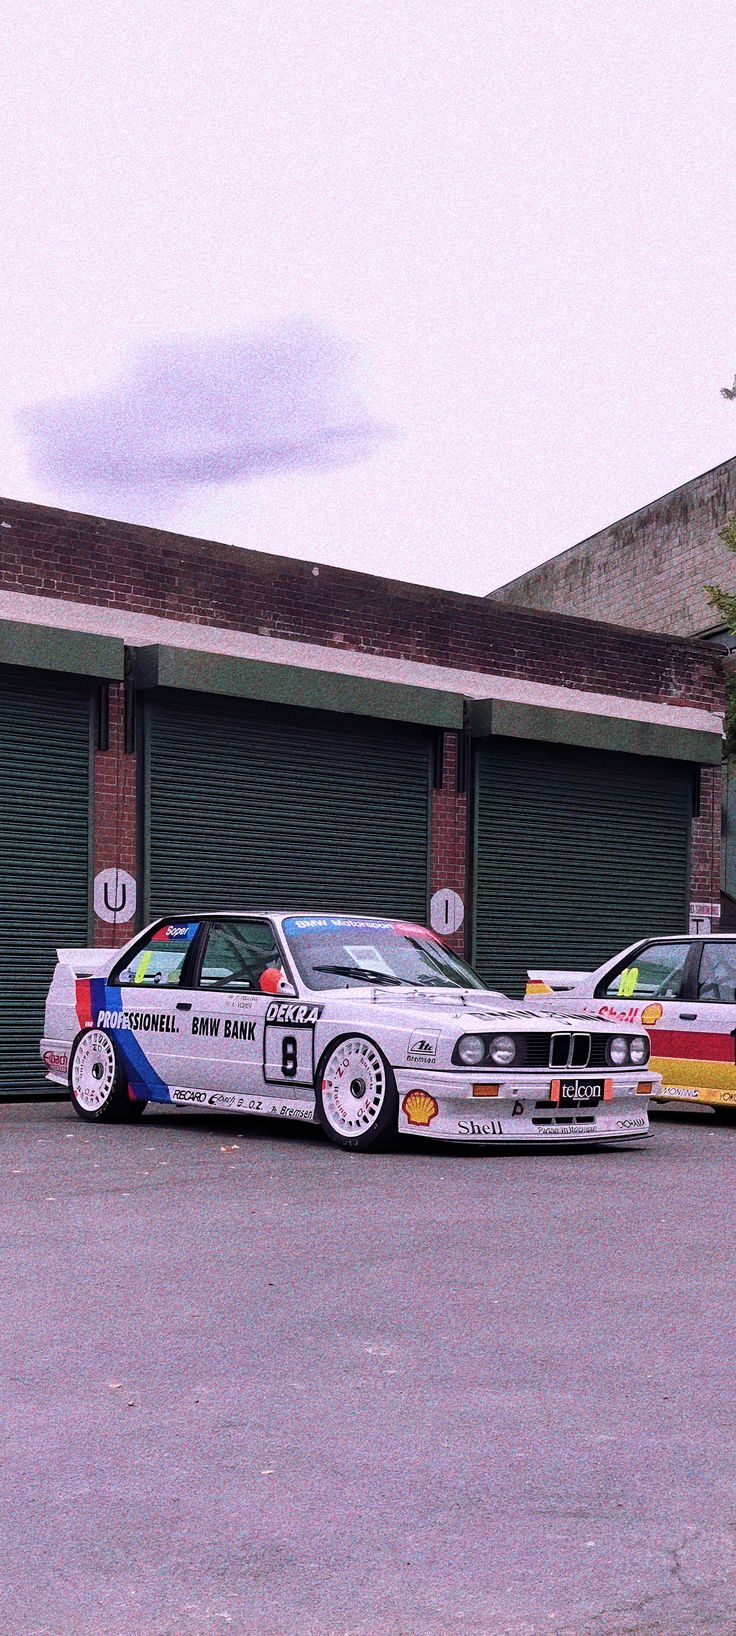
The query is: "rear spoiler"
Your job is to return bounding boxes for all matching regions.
[56,947,114,977]
[526,968,591,996]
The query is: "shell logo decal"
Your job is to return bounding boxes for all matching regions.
[402,1089,439,1127]
[641,1003,664,1027]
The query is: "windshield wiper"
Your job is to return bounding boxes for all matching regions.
[404,974,456,987]
[312,963,405,986]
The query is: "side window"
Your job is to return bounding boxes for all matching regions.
[599,941,692,1000]
[696,942,736,1004]
[117,922,200,987]
[199,920,283,991]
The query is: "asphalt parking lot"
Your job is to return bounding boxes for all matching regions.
[1,1100,735,1636]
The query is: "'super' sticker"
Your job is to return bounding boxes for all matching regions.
[152,922,199,943]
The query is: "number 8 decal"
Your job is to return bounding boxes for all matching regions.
[281,1035,298,1078]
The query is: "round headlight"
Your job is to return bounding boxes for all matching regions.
[456,1033,486,1066]
[629,1035,649,1066]
[609,1035,629,1066]
[488,1033,517,1066]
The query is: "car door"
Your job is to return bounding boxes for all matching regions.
[590,939,699,1097]
[184,917,310,1111]
[661,939,736,1108]
[100,920,204,1099]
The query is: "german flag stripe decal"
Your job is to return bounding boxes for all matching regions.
[75,978,93,1030]
[651,1030,735,1063]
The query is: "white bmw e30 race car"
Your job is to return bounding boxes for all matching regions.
[41,912,659,1150]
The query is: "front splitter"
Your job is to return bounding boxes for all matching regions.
[397,1090,651,1143]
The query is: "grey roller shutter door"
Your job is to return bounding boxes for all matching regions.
[473,737,693,996]
[144,692,431,921]
[0,667,92,1091]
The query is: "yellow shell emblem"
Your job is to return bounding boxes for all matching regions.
[402,1089,439,1127]
[641,1003,664,1027]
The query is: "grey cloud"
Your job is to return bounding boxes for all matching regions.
[17,320,391,500]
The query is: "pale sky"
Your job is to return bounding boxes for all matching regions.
[2,0,734,595]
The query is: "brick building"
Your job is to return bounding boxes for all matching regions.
[490,455,736,914]
[0,493,725,1090]
[489,454,736,638]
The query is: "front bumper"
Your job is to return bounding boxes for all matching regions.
[395,1068,657,1142]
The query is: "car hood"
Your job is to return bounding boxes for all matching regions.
[313,986,642,1035]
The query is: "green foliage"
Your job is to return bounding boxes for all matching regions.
[706,514,736,756]
[706,514,736,626]
[723,682,736,759]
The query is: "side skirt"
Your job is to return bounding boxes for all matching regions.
[167,1086,318,1124]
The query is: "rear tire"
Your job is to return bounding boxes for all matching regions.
[714,1104,736,1125]
[69,1029,148,1123]
[315,1034,398,1151]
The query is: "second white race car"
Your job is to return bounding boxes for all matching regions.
[525,932,736,1119]
[41,911,659,1149]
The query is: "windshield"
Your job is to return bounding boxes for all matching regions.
[282,915,488,992]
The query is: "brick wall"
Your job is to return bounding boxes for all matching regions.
[430,731,468,954]
[490,455,736,639]
[93,683,138,947]
[0,494,724,711]
[0,494,724,949]
[690,765,723,906]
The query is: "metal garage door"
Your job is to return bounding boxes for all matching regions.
[0,667,92,1091]
[144,692,432,920]
[473,737,694,996]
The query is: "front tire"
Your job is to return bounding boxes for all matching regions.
[714,1104,736,1125]
[315,1034,398,1151]
[69,1029,147,1123]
